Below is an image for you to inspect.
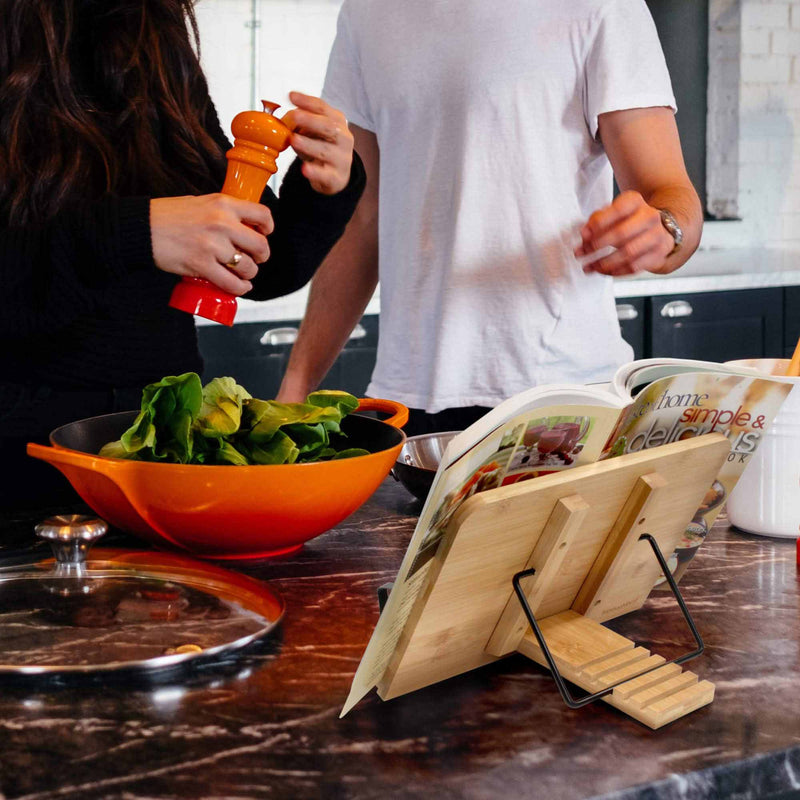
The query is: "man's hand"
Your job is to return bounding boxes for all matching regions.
[287,91,355,195]
[575,190,675,276]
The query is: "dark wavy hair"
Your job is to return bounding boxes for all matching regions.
[0,0,225,224]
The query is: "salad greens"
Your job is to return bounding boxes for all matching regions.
[99,373,369,465]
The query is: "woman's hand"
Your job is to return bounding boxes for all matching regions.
[150,194,274,295]
[287,91,355,195]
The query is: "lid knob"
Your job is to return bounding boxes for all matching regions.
[35,515,107,576]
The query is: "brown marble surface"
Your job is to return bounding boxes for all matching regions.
[0,479,798,800]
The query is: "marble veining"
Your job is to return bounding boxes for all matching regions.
[0,481,798,800]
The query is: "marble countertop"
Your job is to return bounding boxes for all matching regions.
[613,246,800,299]
[201,247,800,326]
[0,482,799,799]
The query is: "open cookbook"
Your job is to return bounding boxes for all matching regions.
[342,357,793,715]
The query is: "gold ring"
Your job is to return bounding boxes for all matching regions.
[226,251,243,268]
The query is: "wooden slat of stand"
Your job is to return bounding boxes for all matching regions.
[517,611,715,729]
[486,494,590,657]
[572,472,668,617]
[378,435,730,729]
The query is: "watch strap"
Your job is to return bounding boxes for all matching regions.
[658,208,683,257]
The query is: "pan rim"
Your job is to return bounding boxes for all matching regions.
[49,410,406,468]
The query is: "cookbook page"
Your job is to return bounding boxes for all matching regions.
[612,358,762,399]
[601,370,792,583]
[341,397,624,715]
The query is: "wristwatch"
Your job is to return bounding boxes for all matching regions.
[658,208,683,257]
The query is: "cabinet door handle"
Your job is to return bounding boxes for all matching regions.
[260,327,298,346]
[259,323,365,347]
[616,303,639,322]
[660,300,693,319]
[348,323,367,341]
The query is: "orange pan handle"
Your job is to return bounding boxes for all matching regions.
[25,443,188,551]
[356,398,409,429]
[27,441,125,472]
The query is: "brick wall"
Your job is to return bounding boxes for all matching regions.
[735,0,800,247]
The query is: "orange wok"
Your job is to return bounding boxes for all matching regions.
[27,399,407,560]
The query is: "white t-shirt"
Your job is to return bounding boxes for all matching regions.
[323,0,676,413]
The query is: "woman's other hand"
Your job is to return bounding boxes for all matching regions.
[150,194,274,295]
[287,91,354,195]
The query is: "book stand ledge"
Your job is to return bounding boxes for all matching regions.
[511,531,709,728]
[377,435,732,730]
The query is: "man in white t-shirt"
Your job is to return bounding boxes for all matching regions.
[278,0,703,435]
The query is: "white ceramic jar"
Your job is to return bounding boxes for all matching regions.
[725,358,800,538]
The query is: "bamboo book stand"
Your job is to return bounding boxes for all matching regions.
[377,434,732,729]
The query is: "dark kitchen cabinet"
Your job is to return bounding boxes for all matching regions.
[784,286,800,358]
[197,320,290,400]
[648,288,784,362]
[197,315,379,399]
[645,0,708,215]
[616,297,646,361]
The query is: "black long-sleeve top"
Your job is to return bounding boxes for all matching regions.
[0,110,365,394]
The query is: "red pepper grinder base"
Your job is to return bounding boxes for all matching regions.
[169,276,239,327]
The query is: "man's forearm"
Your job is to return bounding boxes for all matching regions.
[277,226,379,402]
[278,124,381,402]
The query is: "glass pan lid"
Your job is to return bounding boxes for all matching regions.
[0,516,284,676]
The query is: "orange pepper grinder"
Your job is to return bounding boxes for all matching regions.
[168,100,298,326]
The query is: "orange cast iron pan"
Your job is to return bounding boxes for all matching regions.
[27,399,408,560]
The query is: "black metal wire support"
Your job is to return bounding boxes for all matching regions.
[512,532,705,710]
[638,533,705,665]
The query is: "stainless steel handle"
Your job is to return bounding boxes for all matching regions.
[260,327,298,346]
[260,323,365,347]
[616,303,639,322]
[660,300,693,319]
[348,323,367,341]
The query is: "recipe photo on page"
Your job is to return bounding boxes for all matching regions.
[341,357,793,716]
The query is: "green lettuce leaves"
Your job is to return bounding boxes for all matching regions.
[99,375,369,465]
